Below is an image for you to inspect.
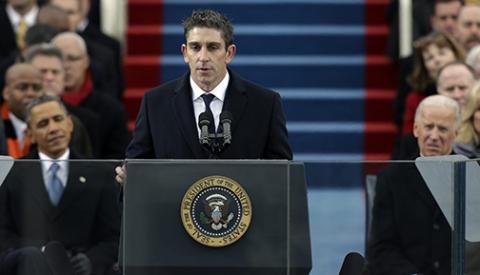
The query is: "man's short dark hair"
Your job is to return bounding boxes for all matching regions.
[183,9,234,48]
[24,24,59,47]
[26,95,68,125]
[25,43,64,63]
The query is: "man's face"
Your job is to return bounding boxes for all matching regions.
[50,0,81,31]
[457,6,480,50]
[181,27,235,91]
[30,55,65,96]
[422,44,456,79]
[3,67,43,120]
[414,105,457,156]
[431,1,461,36]
[27,101,73,159]
[53,37,89,91]
[437,64,475,110]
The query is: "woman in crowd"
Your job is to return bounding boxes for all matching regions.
[401,31,465,135]
[455,82,480,158]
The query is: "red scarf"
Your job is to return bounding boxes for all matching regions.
[62,72,93,106]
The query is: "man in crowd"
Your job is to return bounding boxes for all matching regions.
[1,63,43,157]
[0,0,39,59]
[49,0,122,99]
[52,32,128,158]
[368,95,460,274]
[0,95,121,275]
[456,4,480,51]
[436,61,476,110]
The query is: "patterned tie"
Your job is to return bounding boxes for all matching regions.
[16,19,27,49]
[201,93,216,134]
[47,163,64,206]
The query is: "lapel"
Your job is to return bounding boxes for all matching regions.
[222,70,248,136]
[172,74,205,158]
[405,162,442,214]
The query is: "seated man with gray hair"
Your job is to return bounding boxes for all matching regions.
[368,95,460,275]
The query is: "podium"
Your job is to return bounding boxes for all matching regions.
[121,160,312,275]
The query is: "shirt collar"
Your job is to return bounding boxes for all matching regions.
[39,149,70,171]
[191,71,229,102]
[6,4,39,29]
[8,111,27,142]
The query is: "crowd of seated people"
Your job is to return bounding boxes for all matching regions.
[0,0,128,160]
[0,1,124,275]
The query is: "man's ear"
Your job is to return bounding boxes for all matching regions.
[225,44,236,64]
[66,115,74,134]
[413,123,419,138]
[25,126,35,144]
[3,87,9,101]
[181,44,188,63]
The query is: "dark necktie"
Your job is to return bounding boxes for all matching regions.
[201,93,216,134]
[47,163,64,206]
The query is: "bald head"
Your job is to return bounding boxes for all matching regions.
[437,62,476,110]
[5,63,42,86]
[3,63,44,120]
[37,4,70,32]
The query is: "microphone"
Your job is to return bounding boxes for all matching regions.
[338,252,366,275]
[198,111,213,145]
[220,111,233,145]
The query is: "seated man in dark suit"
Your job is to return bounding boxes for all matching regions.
[368,95,461,275]
[0,95,121,275]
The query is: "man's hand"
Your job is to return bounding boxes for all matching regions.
[115,164,126,185]
[70,253,92,275]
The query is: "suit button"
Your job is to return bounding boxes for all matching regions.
[434,260,440,269]
[433,223,440,230]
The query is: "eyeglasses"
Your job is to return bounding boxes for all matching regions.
[13,82,42,92]
[64,54,85,63]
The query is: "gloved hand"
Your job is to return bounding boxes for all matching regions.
[70,253,92,275]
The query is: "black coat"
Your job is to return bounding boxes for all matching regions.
[126,70,292,160]
[0,150,121,275]
[367,162,451,275]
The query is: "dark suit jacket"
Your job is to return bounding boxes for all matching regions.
[126,70,292,160]
[80,23,124,99]
[0,150,121,275]
[80,89,129,158]
[0,6,17,61]
[367,161,451,275]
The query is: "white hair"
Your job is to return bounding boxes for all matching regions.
[414,95,461,129]
[51,32,88,55]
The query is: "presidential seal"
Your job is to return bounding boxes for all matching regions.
[180,175,252,247]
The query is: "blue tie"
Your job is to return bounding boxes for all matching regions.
[201,93,216,133]
[47,163,64,206]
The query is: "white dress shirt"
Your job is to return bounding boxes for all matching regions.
[6,4,39,32]
[8,112,27,150]
[191,72,229,138]
[39,149,70,190]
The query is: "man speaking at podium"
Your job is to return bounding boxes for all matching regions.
[124,9,292,161]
